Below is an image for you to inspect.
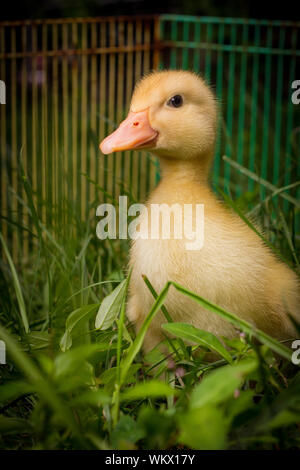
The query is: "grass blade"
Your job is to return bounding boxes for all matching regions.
[120,380,178,402]
[0,233,29,333]
[169,281,293,361]
[142,274,187,358]
[162,322,233,364]
[217,187,294,270]
[120,282,171,385]
[222,155,300,208]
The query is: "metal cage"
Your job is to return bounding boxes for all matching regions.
[0,15,299,261]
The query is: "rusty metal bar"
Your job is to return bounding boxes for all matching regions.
[0,45,158,61]
[134,20,142,200]
[31,24,38,235]
[52,24,59,230]
[108,20,116,201]
[153,16,161,70]
[89,22,97,217]
[21,25,28,258]
[71,22,78,224]
[98,22,107,202]
[127,22,134,195]
[81,22,88,221]
[62,23,69,229]
[117,21,125,193]
[10,27,18,259]
[41,24,48,229]
[0,15,159,27]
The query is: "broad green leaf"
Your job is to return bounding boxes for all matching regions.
[222,336,248,352]
[36,353,55,376]
[111,415,145,448]
[100,364,142,386]
[65,304,99,331]
[57,361,95,392]
[253,371,300,433]
[0,325,82,439]
[60,330,72,352]
[120,380,178,402]
[0,381,34,405]
[190,359,258,409]
[226,389,256,423]
[24,331,51,350]
[60,304,99,351]
[178,406,227,450]
[162,322,232,363]
[55,343,113,380]
[137,407,176,449]
[263,409,300,431]
[0,415,32,435]
[70,389,111,407]
[95,279,127,330]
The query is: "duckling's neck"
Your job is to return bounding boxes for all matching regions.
[158,155,212,186]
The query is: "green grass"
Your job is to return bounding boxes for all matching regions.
[0,162,300,450]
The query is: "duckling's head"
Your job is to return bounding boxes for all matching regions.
[100,70,217,162]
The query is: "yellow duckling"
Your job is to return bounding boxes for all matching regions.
[100,70,300,352]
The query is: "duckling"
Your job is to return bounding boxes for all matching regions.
[100,70,300,353]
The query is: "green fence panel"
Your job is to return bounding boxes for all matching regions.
[159,15,300,223]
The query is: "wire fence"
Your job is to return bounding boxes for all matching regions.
[0,15,299,261]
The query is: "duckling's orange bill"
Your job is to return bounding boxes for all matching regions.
[100,110,158,154]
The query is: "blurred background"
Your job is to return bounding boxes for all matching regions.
[1,1,299,263]
[1,0,300,452]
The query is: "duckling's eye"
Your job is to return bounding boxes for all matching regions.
[167,95,183,108]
